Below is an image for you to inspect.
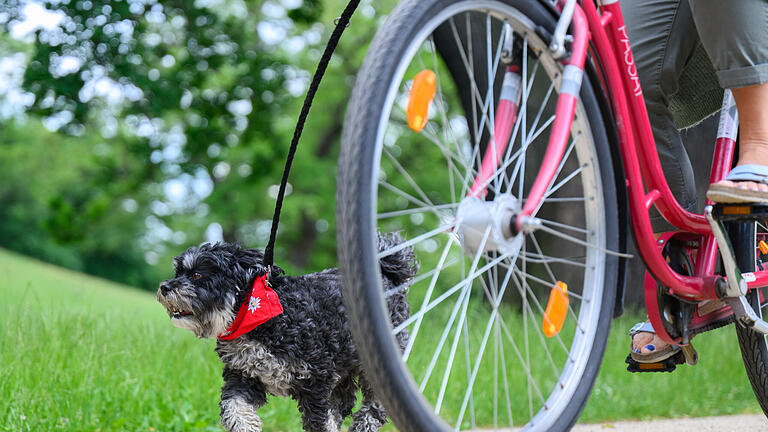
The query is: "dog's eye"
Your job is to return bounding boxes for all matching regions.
[192,272,202,280]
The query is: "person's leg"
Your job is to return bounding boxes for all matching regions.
[712,83,768,192]
[620,0,700,223]
[619,0,700,358]
[689,0,768,194]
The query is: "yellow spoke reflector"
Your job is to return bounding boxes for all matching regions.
[543,281,569,338]
[406,70,436,132]
[760,240,768,256]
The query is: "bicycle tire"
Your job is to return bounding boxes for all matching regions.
[732,221,768,416]
[337,0,620,430]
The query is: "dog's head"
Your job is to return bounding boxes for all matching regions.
[157,242,264,338]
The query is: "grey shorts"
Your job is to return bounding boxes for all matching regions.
[689,0,768,89]
[619,0,768,230]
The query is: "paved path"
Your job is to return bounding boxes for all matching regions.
[571,414,767,432]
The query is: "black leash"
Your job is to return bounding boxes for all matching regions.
[262,0,361,268]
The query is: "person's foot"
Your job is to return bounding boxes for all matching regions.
[628,321,681,363]
[631,329,668,356]
[709,179,768,192]
[706,164,768,203]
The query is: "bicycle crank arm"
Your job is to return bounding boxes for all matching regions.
[705,206,747,297]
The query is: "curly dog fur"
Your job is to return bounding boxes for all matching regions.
[157,233,417,432]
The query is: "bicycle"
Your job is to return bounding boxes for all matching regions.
[335,0,768,430]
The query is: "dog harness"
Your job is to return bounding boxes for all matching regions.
[218,274,283,340]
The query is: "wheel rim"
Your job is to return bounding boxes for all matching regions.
[368,1,607,429]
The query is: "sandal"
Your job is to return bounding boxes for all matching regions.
[706,164,768,203]
[629,321,681,363]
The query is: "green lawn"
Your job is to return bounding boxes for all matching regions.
[0,248,762,431]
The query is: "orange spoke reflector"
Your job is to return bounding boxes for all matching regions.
[760,240,768,255]
[406,70,436,132]
[543,281,569,338]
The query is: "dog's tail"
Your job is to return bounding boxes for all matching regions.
[377,232,419,287]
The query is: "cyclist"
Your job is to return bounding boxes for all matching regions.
[620,0,768,363]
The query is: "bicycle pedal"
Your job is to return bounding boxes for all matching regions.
[625,351,685,373]
[711,203,768,222]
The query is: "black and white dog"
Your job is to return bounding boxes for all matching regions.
[157,233,416,432]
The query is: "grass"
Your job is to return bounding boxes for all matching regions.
[0,248,304,432]
[0,248,762,431]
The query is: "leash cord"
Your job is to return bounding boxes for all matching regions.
[263,0,361,268]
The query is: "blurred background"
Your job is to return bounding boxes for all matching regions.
[0,0,717,299]
[0,0,398,291]
[2,1,759,431]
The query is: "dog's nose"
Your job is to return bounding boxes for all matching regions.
[160,282,171,295]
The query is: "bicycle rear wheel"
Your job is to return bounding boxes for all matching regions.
[732,220,768,416]
[337,0,620,430]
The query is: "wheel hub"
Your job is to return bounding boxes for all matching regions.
[455,194,523,256]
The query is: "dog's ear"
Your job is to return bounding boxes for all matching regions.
[232,247,265,277]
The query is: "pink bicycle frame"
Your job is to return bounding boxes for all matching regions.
[468,0,768,344]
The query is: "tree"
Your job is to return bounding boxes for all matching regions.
[0,0,396,288]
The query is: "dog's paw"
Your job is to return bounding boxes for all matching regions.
[349,401,387,432]
[220,397,263,432]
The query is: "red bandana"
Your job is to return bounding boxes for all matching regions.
[218,275,283,340]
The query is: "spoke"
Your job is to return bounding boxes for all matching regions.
[391,97,469,169]
[539,217,588,235]
[508,264,584,300]
[378,203,459,220]
[448,17,485,113]
[527,114,556,144]
[429,37,464,173]
[517,35,529,201]
[420,120,471,168]
[497,321,515,428]
[529,233,559,284]
[434,226,493,414]
[462,319,476,429]
[459,130,488,198]
[524,196,585,203]
[511,267,579,354]
[534,223,621,257]
[499,308,559,397]
[484,14,508,186]
[493,319,499,430]
[516,250,587,269]
[454,306,499,429]
[527,79,556,139]
[379,180,432,211]
[545,164,584,199]
[469,130,545,198]
[403,236,459,361]
[529,135,579,214]
[434,266,473,414]
[524,55,541,96]
[377,224,452,260]
[384,256,460,298]
[418,276,472,392]
[383,147,438,210]
[508,272,562,376]
[393,248,512,335]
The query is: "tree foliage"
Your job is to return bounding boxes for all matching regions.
[0,0,394,288]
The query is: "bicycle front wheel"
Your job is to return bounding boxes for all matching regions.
[337,0,620,430]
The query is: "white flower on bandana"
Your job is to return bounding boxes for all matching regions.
[248,296,261,313]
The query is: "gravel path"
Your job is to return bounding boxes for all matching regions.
[571,414,766,432]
